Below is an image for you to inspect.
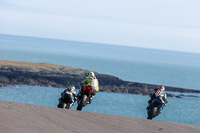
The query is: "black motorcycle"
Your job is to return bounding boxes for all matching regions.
[57,93,74,109]
[147,98,164,119]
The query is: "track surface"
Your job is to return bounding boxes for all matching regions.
[0,101,199,133]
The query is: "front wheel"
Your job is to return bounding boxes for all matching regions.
[77,94,87,111]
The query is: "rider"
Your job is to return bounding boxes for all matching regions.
[59,85,77,107]
[147,85,168,115]
[78,71,99,104]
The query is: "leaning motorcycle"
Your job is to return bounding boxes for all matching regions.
[57,93,74,109]
[77,85,93,111]
[147,98,164,119]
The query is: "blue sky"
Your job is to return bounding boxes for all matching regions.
[0,0,200,53]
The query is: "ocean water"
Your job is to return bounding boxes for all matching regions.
[1,34,200,90]
[0,34,200,126]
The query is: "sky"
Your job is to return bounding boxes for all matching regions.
[0,0,200,53]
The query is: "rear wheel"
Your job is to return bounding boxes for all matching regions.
[148,105,157,119]
[65,103,70,109]
[63,103,68,109]
[77,94,87,111]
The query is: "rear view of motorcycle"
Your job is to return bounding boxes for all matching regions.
[77,85,94,111]
[57,93,74,109]
[147,98,164,119]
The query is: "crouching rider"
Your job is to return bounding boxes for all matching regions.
[58,85,77,108]
[78,71,99,104]
[147,85,168,115]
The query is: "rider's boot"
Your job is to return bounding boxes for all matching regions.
[156,109,162,116]
[88,95,95,104]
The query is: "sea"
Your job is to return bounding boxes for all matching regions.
[0,34,200,126]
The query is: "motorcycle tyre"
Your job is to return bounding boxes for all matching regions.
[65,103,71,109]
[148,105,157,120]
[77,94,87,111]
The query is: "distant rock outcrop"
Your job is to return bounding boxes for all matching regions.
[0,60,199,98]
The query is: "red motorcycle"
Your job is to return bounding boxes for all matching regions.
[77,85,93,111]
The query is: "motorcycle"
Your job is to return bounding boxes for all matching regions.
[57,93,74,109]
[77,85,93,111]
[147,98,164,119]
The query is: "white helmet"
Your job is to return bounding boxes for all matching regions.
[158,85,165,91]
[88,71,95,78]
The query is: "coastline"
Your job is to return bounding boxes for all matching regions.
[0,59,199,98]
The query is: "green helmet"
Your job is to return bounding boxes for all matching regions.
[68,85,75,91]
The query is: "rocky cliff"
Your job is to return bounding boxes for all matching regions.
[0,60,199,98]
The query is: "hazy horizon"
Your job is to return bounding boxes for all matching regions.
[1,33,200,55]
[0,0,200,53]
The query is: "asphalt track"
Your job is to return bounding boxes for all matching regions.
[0,101,199,133]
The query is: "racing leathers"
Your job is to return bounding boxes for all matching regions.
[60,88,77,107]
[147,88,168,115]
[78,75,99,104]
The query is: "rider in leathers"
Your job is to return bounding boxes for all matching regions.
[59,85,77,107]
[78,71,99,104]
[147,85,168,116]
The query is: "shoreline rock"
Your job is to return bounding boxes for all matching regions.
[0,59,199,98]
